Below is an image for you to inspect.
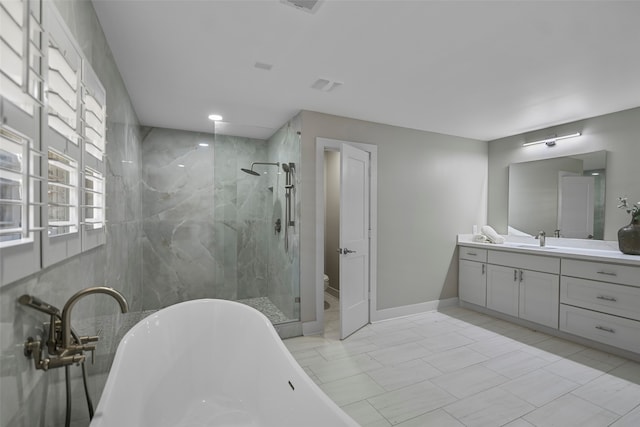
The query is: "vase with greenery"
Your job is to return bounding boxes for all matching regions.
[617,196,640,255]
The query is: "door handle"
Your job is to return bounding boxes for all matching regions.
[343,248,356,254]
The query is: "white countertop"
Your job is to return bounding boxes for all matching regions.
[457,234,640,267]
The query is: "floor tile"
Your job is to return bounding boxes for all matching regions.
[319,373,385,407]
[368,380,456,424]
[368,341,432,366]
[395,409,464,427]
[316,339,380,361]
[431,364,509,399]
[543,354,609,385]
[309,353,383,383]
[501,369,580,407]
[523,394,619,426]
[423,346,489,373]
[610,403,640,427]
[284,304,640,427]
[482,350,549,379]
[467,334,524,358]
[571,365,640,415]
[367,359,442,391]
[341,400,391,427]
[443,387,535,427]
[419,331,475,353]
[290,348,326,367]
[522,337,586,361]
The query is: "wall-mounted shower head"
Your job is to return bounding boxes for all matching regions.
[241,168,261,176]
[282,163,290,173]
[241,162,279,176]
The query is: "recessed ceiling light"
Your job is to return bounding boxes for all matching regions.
[208,114,223,121]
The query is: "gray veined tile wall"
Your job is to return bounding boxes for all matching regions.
[141,128,270,308]
[140,117,302,323]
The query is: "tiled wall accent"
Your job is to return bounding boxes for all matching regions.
[0,1,143,426]
[141,128,272,309]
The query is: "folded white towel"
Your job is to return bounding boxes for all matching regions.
[481,225,505,244]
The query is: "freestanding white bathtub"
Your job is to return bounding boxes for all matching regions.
[90,299,357,427]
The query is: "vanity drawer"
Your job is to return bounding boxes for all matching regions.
[562,259,639,287]
[560,276,640,321]
[488,251,559,274]
[459,247,488,262]
[560,304,640,354]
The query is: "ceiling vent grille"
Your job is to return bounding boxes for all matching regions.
[281,0,323,14]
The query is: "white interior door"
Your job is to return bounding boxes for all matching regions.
[558,174,595,238]
[339,144,370,339]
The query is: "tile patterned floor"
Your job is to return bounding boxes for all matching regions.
[284,295,640,426]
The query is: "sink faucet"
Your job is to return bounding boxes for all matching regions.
[60,287,129,354]
[536,230,546,247]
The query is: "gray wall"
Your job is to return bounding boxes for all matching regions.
[488,106,640,240]
[0,1,143,426]
[299,111,488,320]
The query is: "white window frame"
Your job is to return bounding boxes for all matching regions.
[1,0,107,285]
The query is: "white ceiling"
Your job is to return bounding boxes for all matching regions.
[92,0,640,141]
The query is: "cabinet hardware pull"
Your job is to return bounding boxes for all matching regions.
[595,325,615,334]
[467,252,477,256]
[597,271,617,277]
[519,270,523,282]
[482,264,485,275]
[514,269,518,281]
[596,295,617,302]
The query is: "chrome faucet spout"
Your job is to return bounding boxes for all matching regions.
[61,287,128,352]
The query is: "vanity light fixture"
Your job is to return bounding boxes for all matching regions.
[523,132,581,147]
[208,114,223,121]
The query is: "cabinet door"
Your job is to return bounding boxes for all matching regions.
[519,270,559,329]
[487,265,519,317]
[459,259,486,306]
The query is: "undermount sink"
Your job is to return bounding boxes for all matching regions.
[514,244,557,250]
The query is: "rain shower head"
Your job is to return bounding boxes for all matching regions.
[241,162,279,176]
[241,168,261,176]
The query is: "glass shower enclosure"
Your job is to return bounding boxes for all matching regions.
[141,120,300,329]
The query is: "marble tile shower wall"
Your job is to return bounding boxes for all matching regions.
[267,116,302,321]
[0,1,143,426]
[141,128,272,309]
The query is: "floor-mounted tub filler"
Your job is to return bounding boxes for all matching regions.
[90,299,357,427]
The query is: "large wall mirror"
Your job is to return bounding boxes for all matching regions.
[508,151,607,239]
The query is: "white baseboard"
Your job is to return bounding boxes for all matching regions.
[371,297,459,323]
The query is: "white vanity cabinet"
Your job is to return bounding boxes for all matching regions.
[458,248,487,306]
[458,236,640,360]
[560,259,640,354]
[486,251,560,329]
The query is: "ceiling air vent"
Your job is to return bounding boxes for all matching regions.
[281,0,323,14]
